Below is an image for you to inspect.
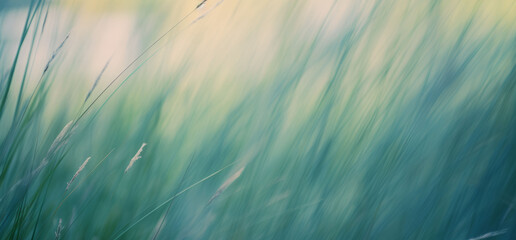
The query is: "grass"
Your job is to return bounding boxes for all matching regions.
[1,0,516,239]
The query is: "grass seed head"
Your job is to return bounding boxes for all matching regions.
[66,157,91,191]
[125,143,147,173]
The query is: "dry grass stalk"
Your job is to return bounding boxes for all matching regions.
[48,120,74,154]
[208,166,245,204]
[125,143,147,173]
[55,218,62,240]
[66,157,90,191]
[84,59,110,103]
[469,229,508,240]
[43,32,70,73]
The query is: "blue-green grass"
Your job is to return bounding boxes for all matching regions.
[1,0,516,239]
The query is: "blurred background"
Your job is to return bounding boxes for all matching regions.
[1,0,516,239]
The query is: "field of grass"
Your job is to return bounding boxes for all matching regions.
[1,0,516,239]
